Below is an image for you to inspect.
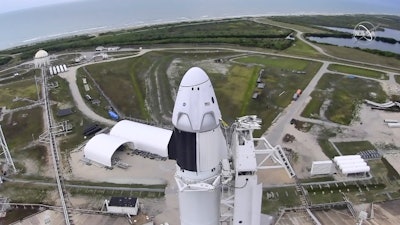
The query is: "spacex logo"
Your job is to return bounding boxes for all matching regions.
[353,21,378,44]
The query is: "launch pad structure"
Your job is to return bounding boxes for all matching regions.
[163,67,297,225]
[219,115,296,224]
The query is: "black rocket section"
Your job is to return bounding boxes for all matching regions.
[168,127,197,172]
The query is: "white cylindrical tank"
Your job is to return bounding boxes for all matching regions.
[53,66,58,74]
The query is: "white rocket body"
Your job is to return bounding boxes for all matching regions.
[168,67,227,225]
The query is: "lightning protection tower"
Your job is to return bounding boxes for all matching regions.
[0,125,16,174]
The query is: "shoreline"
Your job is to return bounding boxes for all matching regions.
[2,12,398,51]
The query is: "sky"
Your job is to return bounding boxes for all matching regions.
[1,0,81,14]
[2,0,399,14]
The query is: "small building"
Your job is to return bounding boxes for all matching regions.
[252,92,260,99]
[285,33,295,41]
[57,108,74,117]
[257,83,265,89]
[95,46,105,51]
[107,46,120,51]
[310,160,334,176]
[105,197,139,215]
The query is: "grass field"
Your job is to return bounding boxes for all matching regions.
[234,55,322,132]
[320,44,400,69]
[302,73,387,125]
[262,187,301,214]
[328,64,388,80]
[48,75,97,151]
[333,141,375,155]
[0,182,56,204]
[0,107,43,150]
[259,18,328,34]
[306,179,386,204]
[318,139,339,158]
[283,38,322,58]
[81,51,321,133]
[0,78,40,109]
[15,145,48,175]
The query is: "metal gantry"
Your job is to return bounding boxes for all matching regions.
[40,67,73,225]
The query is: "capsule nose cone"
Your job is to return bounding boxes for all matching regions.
[179,67,209,87]
[172,67,222,132]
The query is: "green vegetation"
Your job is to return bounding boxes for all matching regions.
[48,75,96,151]
[270,15,400,31]
[306,180,386,204]
[66,180,166,189]
[328,64,388,80]
[68,187,164,199]
[319,44,400,69]
[234,55,321,132]
[226,55,321,132]
[0,78,40,109]
[239,66,259,115]
[359,48,400,60]
[0,183,55,204]
[236,55,312,70]
[302,73,387,125]
[0,56,12,66]
[283,38,322,58]
[380,158,400,180]
[51,53,80,65]
[16,145,48,174]
[258,18,327,34]
[0,107,43,150]
[270,15,400,63]
[2,19,293,59]
[333,141,375,155]
[262,187,301,214]
[298,176,335,183]
[301,91,325,119]
[0,208,40,225]
[318,139,339,158]
[82,51,322,131]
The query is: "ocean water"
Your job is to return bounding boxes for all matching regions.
[0,0,399,50]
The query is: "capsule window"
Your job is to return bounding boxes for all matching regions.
[211,97,215,103]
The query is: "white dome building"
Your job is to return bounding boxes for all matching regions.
[34,49,50,68]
